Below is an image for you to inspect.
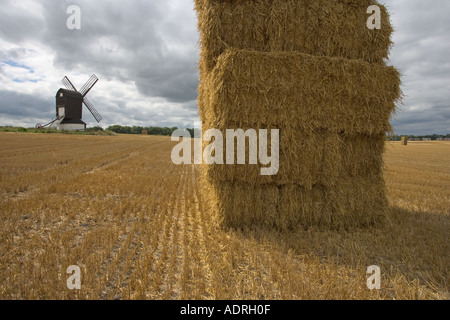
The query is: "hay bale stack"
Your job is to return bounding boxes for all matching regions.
[195,0,401,230]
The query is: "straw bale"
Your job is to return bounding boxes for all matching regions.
[200,127,341,187]
[203,177,387,231]
[195,0,392,74]
[207,180,280,229]
[339,133,386,179]
[268,0,393,64]
[278,177,387,231]
[401,136,408,146]
[200,127,386,187]
[329,177,389,228]
[201,49,401,136]
[195,0,272,75]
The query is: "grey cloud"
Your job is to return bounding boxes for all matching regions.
[135,57,198,103]
[39,0,199,104]
[0,1,45,43]
[0,90,53,120]
[391,103,450,135]
[389,0,450,135]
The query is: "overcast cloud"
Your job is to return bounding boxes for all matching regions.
[0,0,448,134]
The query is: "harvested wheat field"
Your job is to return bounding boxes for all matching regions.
[0,133,448,300]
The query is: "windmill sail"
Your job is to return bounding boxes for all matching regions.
[83,97,103,123]
[79,74,98,97]
[62,76,77,92]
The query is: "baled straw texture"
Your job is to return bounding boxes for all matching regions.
[200,49,401,135]
[200,127,386,188]
[268,0,393,64]
[195,0,392,75]
[203,177,388,231]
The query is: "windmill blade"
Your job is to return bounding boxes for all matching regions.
[62,76,77,91]
[79,74,99,97]
[83,97,103,123]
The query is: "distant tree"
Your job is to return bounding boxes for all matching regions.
[131,126,144,135]
[106,125,179,136]
[186,128,195,137]
[87,126,104,132]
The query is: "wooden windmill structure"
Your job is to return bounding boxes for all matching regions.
[37,75,102,131]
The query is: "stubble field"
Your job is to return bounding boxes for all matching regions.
[0,132,448,300]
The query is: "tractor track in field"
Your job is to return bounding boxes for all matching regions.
[147,168,182,299]
[158,165,187,299]
[2,144,145,199]
[190,165,214,299]
[97,230,129,300]
[94,153,188,300]
[94,143,174,299]
[83,148,144,175]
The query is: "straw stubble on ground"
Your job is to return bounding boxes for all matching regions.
[0,133,448,300]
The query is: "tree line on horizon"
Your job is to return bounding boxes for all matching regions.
[387,134,450,141]
[101,125,195,137]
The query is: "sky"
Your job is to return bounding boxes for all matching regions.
[0,0,448,135]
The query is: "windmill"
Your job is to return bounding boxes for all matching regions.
[37,74,102,131]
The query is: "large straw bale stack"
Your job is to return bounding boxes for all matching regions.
[195,0,401,230]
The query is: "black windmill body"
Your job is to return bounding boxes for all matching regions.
[55,89,85,129]
[39,75,102,130]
